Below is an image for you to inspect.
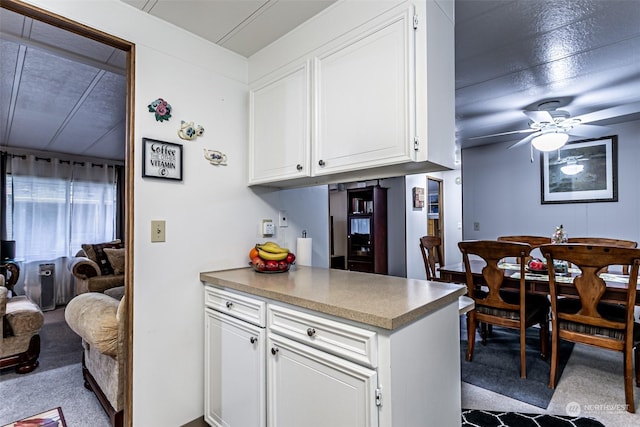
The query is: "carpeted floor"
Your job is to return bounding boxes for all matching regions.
[0,306,109,427]
[461,409,605,427]
[460,322,574,409]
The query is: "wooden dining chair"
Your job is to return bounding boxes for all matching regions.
[458,240,549,379]
[540,243,640,413]
[420,236,474,315]
[420,236,445,281]
[567,237,638,274]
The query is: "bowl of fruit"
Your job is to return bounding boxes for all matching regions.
[526,258,547,273]
[249,241,296,273]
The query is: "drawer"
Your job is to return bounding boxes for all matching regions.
[268,304,377,368]
[204,287,266,327]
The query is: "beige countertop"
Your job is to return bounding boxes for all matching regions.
[200,266,466,330]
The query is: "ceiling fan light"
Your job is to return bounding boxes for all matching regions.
[560,163,584,175]
[531,132,569,151]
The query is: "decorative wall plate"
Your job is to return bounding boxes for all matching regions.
[148,98,172,122]
[178,120,204,140]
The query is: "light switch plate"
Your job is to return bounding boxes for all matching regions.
[151,220,166,242]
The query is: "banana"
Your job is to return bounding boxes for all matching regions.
[257,248,288,261]
[257,242,289,254]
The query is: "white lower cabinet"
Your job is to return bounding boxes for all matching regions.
[204,308,266,427]
[267,334,378,427]
[205,287,380,427]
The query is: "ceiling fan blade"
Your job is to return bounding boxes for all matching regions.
[568,124,612,138]
[469,128,535,140]
[507,132,538,149]
[573,101,640,124]
[524,110,553,123]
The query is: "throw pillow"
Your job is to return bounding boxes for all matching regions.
[82,239,123,275]
[103,248,125,275]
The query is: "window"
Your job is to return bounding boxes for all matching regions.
[5,156,117,262]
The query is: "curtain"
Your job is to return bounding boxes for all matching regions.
[7,155,117,304]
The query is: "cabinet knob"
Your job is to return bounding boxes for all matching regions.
[318,160,325,166]
[306,327,316,337]
[271,347,279,356]
[225,301,233,309]
[250,336,258,344]
[296,164,303,171]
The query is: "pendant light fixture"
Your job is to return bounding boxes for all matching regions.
[531,130,569,152]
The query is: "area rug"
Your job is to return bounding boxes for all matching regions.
[460,324,574,409]
[461,409,605,427]
[1,407,67,427]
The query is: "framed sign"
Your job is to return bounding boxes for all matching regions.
[540,135,617,204]
[142,138,183,180]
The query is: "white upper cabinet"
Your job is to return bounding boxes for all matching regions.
[248,1,455,187]
[313,6,415,176]
[249,61,311,185]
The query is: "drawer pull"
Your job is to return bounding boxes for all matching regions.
[296,164,303,171]
[250,336,258,344]
[318,160,325,166]
[306,327,316,337]
[271,347,279,356]
[225,301,233,309]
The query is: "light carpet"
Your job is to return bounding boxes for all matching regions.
[0,306,109,427]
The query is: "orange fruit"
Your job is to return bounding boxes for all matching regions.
[249,247,259,260]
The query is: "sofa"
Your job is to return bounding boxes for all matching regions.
[0,274,45,373]
[69,240,125,295]
[65,291,125,427]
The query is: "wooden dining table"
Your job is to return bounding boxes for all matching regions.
[438,260,640,305]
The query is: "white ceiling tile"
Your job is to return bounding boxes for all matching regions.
[146,0,267,45]
[221,0,337,57]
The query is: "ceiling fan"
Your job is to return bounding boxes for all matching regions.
[471,99,640,153]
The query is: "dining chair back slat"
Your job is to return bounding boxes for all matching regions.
[497,235,552,248]
[567,237,638,274]
[539,243,640,413]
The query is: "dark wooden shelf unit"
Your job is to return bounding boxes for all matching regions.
[347,186,387,274]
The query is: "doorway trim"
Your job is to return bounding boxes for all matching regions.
[1,1,135,425]
[426,176,444,261]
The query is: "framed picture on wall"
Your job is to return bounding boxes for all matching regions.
[142,138,183,180]
[540,135,617,204]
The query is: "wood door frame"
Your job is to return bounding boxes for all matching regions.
[426,176,444,261]
[1,1,135,425]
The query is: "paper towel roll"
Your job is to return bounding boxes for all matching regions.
[296,237,313,266]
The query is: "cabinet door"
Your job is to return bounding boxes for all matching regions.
[267,334,378,427]
[314,6,415,176]
[205,309,266,427]
[249,61,310,185]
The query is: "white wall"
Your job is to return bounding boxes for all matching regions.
[461,120,640,243]
[278,185,330,268]
[405,170,462,280]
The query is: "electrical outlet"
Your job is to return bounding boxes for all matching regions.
[473,222,480,231]
[279,211,288,228]
[151,220,166,242]
[262,219,275,237]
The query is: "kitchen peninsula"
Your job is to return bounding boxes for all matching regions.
[200,266,466,427]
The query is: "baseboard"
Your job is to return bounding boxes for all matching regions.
[181,416,207,427]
